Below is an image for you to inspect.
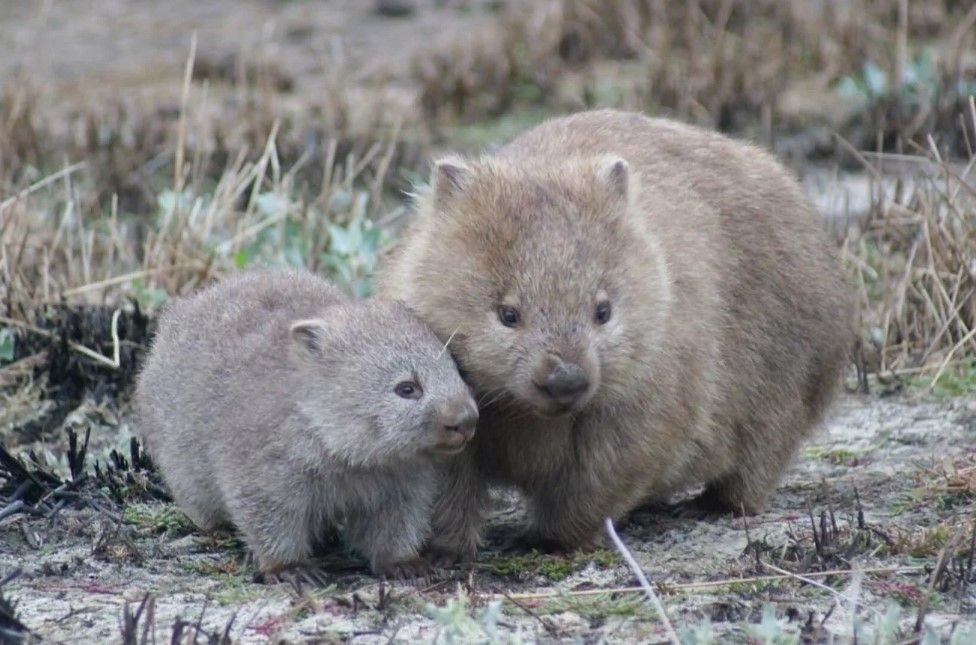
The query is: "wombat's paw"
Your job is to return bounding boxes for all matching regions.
[424,545,472,569]
[663,498,724,520]
[423,534,479,568]
[684,486,765,518]
[507,530,603,555]
[254,562,332,587]
[374,555,431,581]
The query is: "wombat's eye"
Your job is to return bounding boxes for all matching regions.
[394,381,423,399]
[497,305,521,327]
[595,301,612,325]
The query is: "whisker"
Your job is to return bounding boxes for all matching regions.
[435,327,461,360]
[480,392,507,409]
[477,387,505,407]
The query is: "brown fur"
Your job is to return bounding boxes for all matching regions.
[378,109,854,560]
[134,268,478,577]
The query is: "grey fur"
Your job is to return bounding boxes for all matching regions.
[134,267,477,577]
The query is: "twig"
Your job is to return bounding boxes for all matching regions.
[960,518,976,608]
[761,561,881,618]
[487,565,927,602]
[0,315,119,369]
[928,326,976,391]
[0,501,26,523]
[604,517,680,645]
[109,309,121,368]
[60,265,200,298]
[490,586,561,639]
[174,33,197,195]
[0,162,86,212]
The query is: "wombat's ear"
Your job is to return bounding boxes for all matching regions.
[597,155,637,214]
[290,319,331,358]
[432,156,474,202]
[598,156,630,199]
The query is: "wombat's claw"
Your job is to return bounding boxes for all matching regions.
[254,564,332,587]
[669,504,716,520]
[296,566,334,588]
[376,556,431,582]
[670,489,746,519]
[424,546,471,569]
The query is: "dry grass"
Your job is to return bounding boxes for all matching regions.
[0,127,399,311]
[0,56,407,318]
[844,99,976,382]
[414,0,976,153]
[0,47,412,442]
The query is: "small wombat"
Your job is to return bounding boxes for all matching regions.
[134,268,478,578]
[379,109,853,560]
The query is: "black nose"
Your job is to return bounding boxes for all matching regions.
[540,362,589,403]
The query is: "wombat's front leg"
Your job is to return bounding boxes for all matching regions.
[525,480,610,552]
[343,475,434,579]
[230,497,318,581]
[523,425,649,552]
[425,451,491,565]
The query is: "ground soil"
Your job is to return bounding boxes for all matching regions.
[3,394,975,642]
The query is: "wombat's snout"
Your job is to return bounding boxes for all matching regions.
[534,356,590,407]
[430,399,478,454]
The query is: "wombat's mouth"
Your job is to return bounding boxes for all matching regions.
[520,387,592,418]
[426,425,475,456]
[428,443,469,456]
[520,353,598,417]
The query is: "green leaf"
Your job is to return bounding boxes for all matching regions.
[0,327,16,362]
[835,75,865,100]
[754,603,782,644]
[328,190,352,213]
[328,224,351,255]
[351,277,373,299]
[156,189,177,214]
[255,192,288,218]
[862,61,888,97]
[349,225,364,256]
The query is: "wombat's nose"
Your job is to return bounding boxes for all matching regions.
[540,361,589,403]
[436,402,478,443]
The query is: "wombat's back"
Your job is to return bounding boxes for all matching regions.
[503,109,852,436]
[133,269,346,528]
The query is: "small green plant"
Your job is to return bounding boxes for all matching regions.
[805,445,868,466]
[128,277,169,312]
[482,548,615,581]
[850,602,903,644]
[903,360,976,398]
[678,619,715,645]
[751,603,800,645]
[213,578,263,606]
[122,502,195,535]
[425,592,524,645]
[319,197,390,299]
[534,592,650,621]
[835,52,976,107]
[228,191,308,271]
